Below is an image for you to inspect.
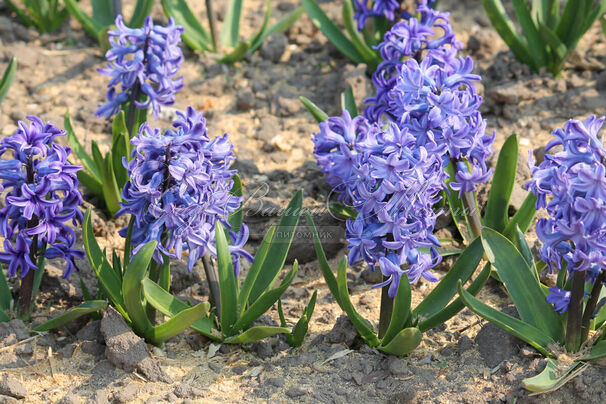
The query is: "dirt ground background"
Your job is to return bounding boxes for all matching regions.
[1,0,606,403]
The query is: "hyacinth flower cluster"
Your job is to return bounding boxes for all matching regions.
[313,112,448,297]
[353,0,437,31]
[96,15,184,130]
[0,116,83,319]
[364,0,462,123]
[118,106,252,278]
[527,116,606,350]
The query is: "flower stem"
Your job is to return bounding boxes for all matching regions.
[461,190,482,239]
[566,270,586,352]
[17,157,39,320]
[378,275,394,339]
[202,254,221,320]
[580,270,606,344]
[126,80,142,137]
[205,0,221,54]
[112,0,122,18]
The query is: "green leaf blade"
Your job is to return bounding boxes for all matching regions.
[482,228,564,341]
[215,222,238,334]
[484,134,518,232]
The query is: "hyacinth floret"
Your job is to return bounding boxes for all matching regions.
[365,0,462,123]
[118,106,252,275]
[97,15,184,120]
[527,116,606,313]
[312,112,447,296]
[354,0,401,31]
[0,116,84,278]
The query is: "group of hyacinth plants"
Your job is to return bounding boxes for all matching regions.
[0,15,315,348]
[482,0,606,75]
[459,117,606,392]
[303,0,438,73]
[5,0,68,33]
[301,0,606,392]
[1,0,606,396]
[161,0,304,63]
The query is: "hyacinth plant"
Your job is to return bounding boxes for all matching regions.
[303,0,437,73]
[303,0,538,355]
[66,15,184,217]
[5,0,68,33]
[39,107,316,346]
[0,57,17,105]
[458,117,606,393]
[64,0,153,47]
[0,117,84,322]
[161,0,304,64]
[483,0,606,75]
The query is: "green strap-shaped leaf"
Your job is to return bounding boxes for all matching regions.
[0,265,12,311]
[484,134,518,232]
[381,273,411,346]
[33,300,108,332]
[341,86,358,118]
[503,192,537,238]
[418,263,491,332]
[248,190,302,304]
[458,282,557,356]
[77,171,104,200]
[288,290,317,347]
[148,302,210,345]
[215,222,238,334]
[160,0,212,52]
[249,6,304,54]
[101,152,122,217]
[307,213,342,310]
[91,0,115,26]
[481,0,536,69]
[4,0,36,28]
[248,0,272,53]
[129,0,154,28]
[64,111,102,181]
[299,96,329,123]
[231,262,299,334]
[122,241,156,337]
[238,225,276,315]
[582,0,606,34]
[342,0,380,69]
[538,23,568,73]
[111,110,130,188]
[413,237,484,320]
[0,311,9,322]
[217,42,250,64]
[445,161,472,244]
[224,326,291,344]
[378,327,422,356]
[482,228,565,341]
[228,175,243,235]
[30,246,47,309]
[337,257,381,347]
[582,340,606,361]
[142,278,218,340]
[220,0,243,48]
[0,57,17,104]
[522,359,587,393]
[82,209,128,318]
[302,0,365,64]
[329,203,357,220]
[513,225,539,281]
[512,0,548,69]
